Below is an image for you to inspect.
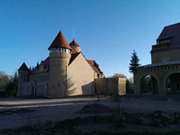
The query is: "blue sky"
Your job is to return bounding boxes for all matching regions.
[0,0,180,77]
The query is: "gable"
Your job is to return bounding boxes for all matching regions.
[67,53,96,95]
[68,53,95,74]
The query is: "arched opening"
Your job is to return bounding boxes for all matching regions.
[140,75,158,95]
[166,73,180,94]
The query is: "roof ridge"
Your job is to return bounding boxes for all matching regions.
[164,22,180,29]
[18,62,29,71]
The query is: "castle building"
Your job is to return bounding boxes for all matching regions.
[134,23,180,95]
[18,32,104,97]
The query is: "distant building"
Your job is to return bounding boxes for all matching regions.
[18,32,103,97]
[18,32,126,97]
[134,23,180,95]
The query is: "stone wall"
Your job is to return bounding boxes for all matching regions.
[134,64,180,95]
[48,51,71,97]
[17,82,33,96]
[151,47,180,64]
[95,77,126,96]
[67,53,96,96]
[18,72,48,97]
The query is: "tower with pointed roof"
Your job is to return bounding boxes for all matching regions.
[17,31,106,98]
[18,62,30,96]
[69,40,81,54]
[48,32,72,97]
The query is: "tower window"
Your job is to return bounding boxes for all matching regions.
[50,48,70,53]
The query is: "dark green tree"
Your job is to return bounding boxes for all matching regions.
[5,72,18,96]
[0,72,9,93]
[126,77,134,94]
[129,50,140,74]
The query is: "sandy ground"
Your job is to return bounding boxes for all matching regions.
[1,96,180,129]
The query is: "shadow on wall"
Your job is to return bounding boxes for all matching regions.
[94,77,126,96]
[67,73,96,96]
[66,76,76,96]
[95,78,118,96]
[82,81,95,95]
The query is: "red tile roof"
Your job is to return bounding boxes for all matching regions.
[87,60,103,75]
[69,40,81,54]
[31,55,103,77]
[157,23,180,48]
[48,32,72,50]
[69,40,80,47]
[38,53,80,67]
[69,53,80,65]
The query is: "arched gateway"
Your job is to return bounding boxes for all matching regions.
[134,23,180,95]
[140,75,158,95]
[166,73,180,94]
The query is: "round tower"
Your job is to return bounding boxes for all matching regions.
[69,40,81,54]
[48,32,72,97]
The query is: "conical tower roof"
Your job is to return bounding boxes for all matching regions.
[69,40,80,47]
[48,32,72,50]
